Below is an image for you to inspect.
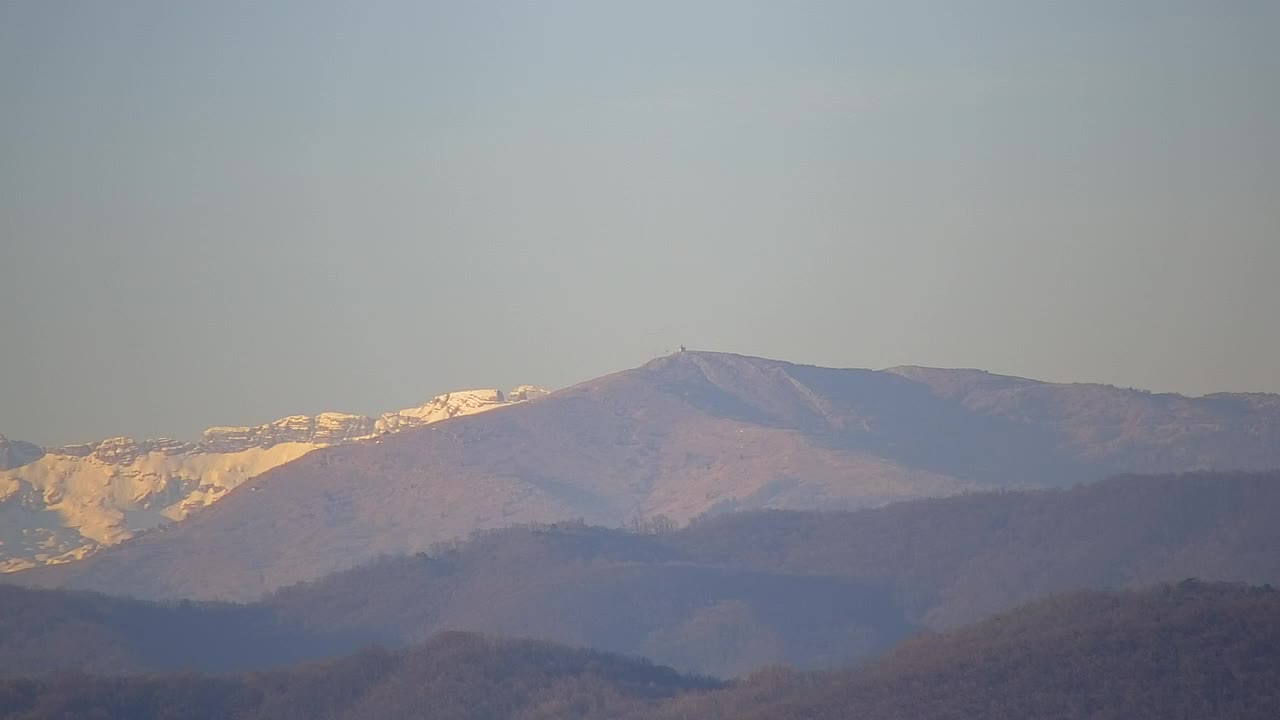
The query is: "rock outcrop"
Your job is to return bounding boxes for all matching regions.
[202,413,377,453]
[0,386,548,572]
[375,389,511,434]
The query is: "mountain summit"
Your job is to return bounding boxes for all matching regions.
[12,351,1280,602]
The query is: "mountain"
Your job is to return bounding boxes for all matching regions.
[668,469,1280,629]
[0,523,911,678]
[643,581,1280,720]
[0,632,718,720]
[0,387,547,572]
[0,585,359,675]
[262,470,1280,673]
[265,523,911,677]
[11,351,1280,601]
[4,583,1278,720]
[5,472,1277,679]
[0,436,42,472]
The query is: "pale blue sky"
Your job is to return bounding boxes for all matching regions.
[2,1,1278,445]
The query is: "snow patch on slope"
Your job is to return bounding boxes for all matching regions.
[0,386,549,572]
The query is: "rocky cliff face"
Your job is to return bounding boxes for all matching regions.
[375,389,520,434]
[0,387,547,572]
[202,413,377,453]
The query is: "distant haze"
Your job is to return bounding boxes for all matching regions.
[2,1,1278,445]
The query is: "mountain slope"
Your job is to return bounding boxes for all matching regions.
[266,523,911,676]
[0,387,546,572]
[4,584,1278,720]
[255,471,1280,665]
[0,632,718,720]
[643,582,1280,720]
[14,352,1280,601]
[0,585,358,675]
[0,525,911,678]
[0,436,41,472]
[670,469,1280,628]
[2,472,1279,679]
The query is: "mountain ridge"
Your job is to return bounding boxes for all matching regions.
[10,351,1280,600]
[0,386,548,572]
[2,583,1277,720]
[2,471,1278,678]
[641,581,1280,720]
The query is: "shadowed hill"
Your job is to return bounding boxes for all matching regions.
[4,584,1278,720]
[0,585,358,675]
[14,353,1280,602]
[0,632,718,720]
[670,470,1280,628]
[252,471,1280,674]
[0,525,913,679]
[2,472,1278,679]
[641,581,1280,720]
[266,523,910,676]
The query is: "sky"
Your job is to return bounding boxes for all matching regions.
[2,1,1278,446]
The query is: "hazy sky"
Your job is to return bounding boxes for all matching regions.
[2,1,1278,445]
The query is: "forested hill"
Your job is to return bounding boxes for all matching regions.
[270,469,1280,644]
[2,471,1278,679]
[666,468,1280,626]
[640,581,1280,720]
[0,585,357,675]
[3,583,1277,720]
[0,633,718,720]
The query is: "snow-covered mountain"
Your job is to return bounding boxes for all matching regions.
[0,387,548,572]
